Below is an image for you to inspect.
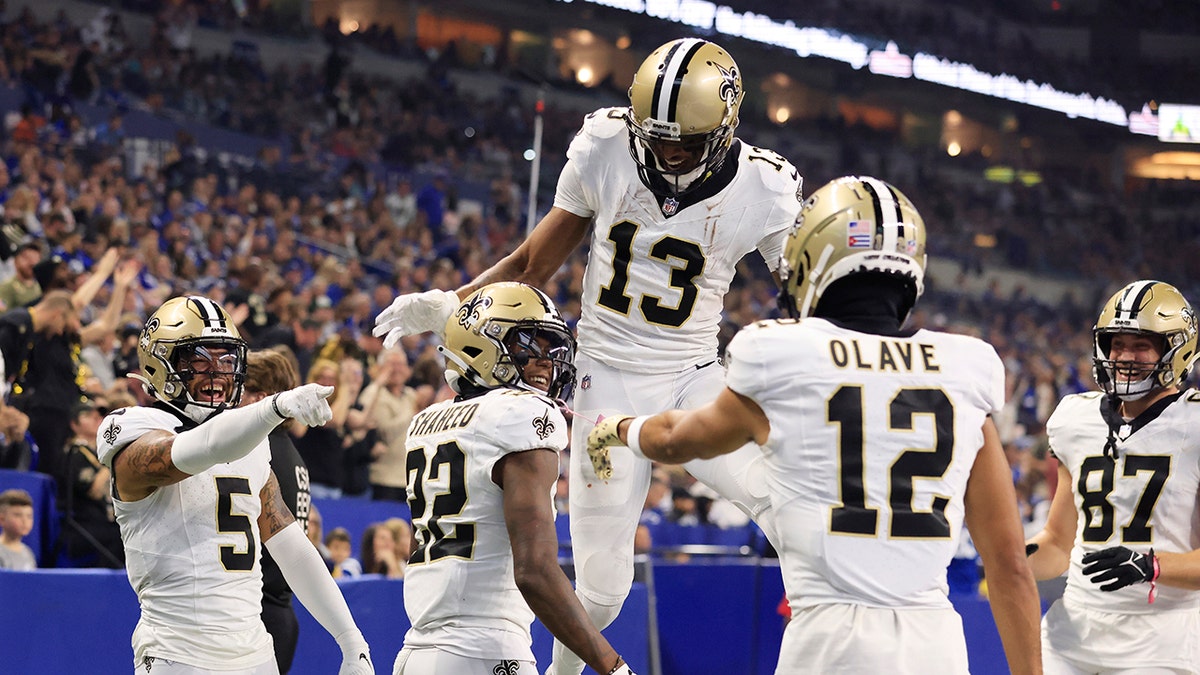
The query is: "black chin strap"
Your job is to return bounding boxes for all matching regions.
[1101,396,1122,461]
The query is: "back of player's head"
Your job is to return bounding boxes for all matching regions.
[626,38,743,199]
[778,176,926,323]
[1092,280,1198,400]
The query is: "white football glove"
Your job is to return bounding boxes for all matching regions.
[372,288,460,348]
[586,414,633,481]
[335,630,374,675]
[612,666,636,675]
[270,383,335,427]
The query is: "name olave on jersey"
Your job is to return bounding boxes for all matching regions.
[827,338,942,373]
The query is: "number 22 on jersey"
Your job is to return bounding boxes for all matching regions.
[407,441,476,564]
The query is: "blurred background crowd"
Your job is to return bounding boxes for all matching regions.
[0,0,1196,591]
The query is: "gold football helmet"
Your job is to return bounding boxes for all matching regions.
[137,295,248,415]
[627,38,742,198]
[779,176,926,321]
[440,282,576,399]
[1093,280,1198,400]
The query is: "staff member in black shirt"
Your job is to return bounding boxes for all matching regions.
[60,398,124,567]
[241,346,312,674]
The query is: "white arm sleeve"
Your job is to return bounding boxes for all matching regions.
[552,157,595,218]
[170,398,285,475]
[264,522,360,643]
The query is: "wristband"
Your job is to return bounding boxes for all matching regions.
[608,656,626,675]
[1149,548,1160,604]
[625,416,649,460]
[270,393,286,420]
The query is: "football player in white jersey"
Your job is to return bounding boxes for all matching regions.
[97,296,374,675]
[1026,280,1200,674]
[374,38,802,674]
[586,176,1043,675]
[394,282,635,675]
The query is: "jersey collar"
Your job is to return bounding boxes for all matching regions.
[646,139,741,218]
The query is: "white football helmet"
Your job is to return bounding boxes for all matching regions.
[1093,280,1198,401]
[626,38,742,199]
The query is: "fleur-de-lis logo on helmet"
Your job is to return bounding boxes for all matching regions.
[139,318,158,351]
[457,293,493,330]
[714,61,741,108]
[1181,306,1197,335]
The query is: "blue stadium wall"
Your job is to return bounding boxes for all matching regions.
[1,562,1012,674]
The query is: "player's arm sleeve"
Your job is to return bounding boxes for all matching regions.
[264,521,363,644]
[552,154,595,219]
[551,113,601,218]
[755,165,804,273]
[986,346,1006,416]
[165,399,286,475]
[723,326,771,405]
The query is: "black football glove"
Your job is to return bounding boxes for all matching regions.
[1081,546,1156,592]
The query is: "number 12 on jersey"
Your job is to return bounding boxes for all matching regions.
[828,385,955,539]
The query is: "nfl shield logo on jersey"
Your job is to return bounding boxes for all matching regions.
[580,374,591,390]
[662,197,679,216]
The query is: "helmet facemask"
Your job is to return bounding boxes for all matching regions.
[147,337,247,420]
[1093,330,1183,401]
[626,117,735,199]
[502,324,577,401]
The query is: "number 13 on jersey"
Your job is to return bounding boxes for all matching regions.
[596,220,707,328]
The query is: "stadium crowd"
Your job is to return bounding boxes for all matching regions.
[0,0,1193,587]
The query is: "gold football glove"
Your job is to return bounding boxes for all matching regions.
[587,414,633,481]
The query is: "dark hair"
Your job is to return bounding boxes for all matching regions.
[0,488,33,509]
[360,523,395,575]
[324,527,351,546]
